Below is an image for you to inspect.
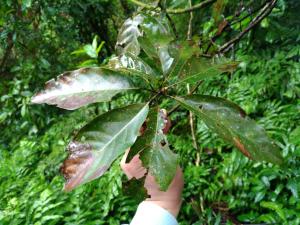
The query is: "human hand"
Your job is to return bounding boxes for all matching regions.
[121,151,183,217]
[120,110,184,218]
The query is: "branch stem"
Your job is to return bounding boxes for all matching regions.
[187,84,200,165]
[130,0,216,14]
[218,0,277,53]
[168,81,203,115]
[187,0,194,40]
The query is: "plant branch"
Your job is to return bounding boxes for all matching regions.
[187,0,194,40]
[130,0,216,14]
[168,81,203,115]
[187,84,200,165]
[166,13,178,38]
[218,0,277,53]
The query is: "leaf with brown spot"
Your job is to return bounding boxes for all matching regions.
[174,95,283,165]
[61,103,149,191]
[233,137,252,159]
[31,67,137,110]
[126,107,178,191]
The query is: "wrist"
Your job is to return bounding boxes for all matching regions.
[145,199,182,218]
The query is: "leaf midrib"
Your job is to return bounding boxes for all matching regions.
[94,104,148,154]
[36,87,138,100]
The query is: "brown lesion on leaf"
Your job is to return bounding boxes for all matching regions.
[78,67,89,74]
[58,74,72,84]
[44,79,56,90]
[160,140,166,146]
[60,141,93,191]
[238,108,246,118]
[233,137,252,159]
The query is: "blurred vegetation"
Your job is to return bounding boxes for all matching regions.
[0,0,299,224]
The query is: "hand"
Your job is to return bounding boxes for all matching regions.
[120,149,184,218]
[144,167,184,218]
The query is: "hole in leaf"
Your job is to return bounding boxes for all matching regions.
[160,140,166,146]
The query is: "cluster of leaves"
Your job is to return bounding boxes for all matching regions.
[31,2,282,196]
[1,0,299,224]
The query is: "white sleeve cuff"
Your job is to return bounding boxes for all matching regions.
[130,201,178,225]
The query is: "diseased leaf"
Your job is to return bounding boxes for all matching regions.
[116,14,144,55]
[115,13,174,74]
[61,103,149,191]
[167,40,238,85]
[174,95,283,164]
[127,107,178,191]
[31,67,137,110]
[106,53,160,85]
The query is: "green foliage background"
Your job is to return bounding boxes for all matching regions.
[0,0,299,224]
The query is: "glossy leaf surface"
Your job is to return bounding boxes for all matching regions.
[115,14,144,55]
[139,14,175,74]
[127,107,178,191]
[107,53,160,85]
[31,67,137,110]
[168,41,238,85]
[61,103,149,191]
[174,95,283,164]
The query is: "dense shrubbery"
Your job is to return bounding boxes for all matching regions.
[1,0,299,224]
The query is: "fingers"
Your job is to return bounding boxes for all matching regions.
[120,150,147,180]
[120,148,130,165]
[144,167,184,201]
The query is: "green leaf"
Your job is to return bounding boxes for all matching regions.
[139,13,175,74]
[174,95,283,164]
[61,103,149,191]
[167,40,199,79]
[286,179,299,198]
[77,59,98,68]
[71,48,86,56]
[92,36,98,50]
[31,67,137,110]
[96,41,105,54]
[127,107,178,191]
[83,44,97,58]
[260,201,286,221]
[116,15,144,55]
[140,14,174,46]
[167,40,238,85]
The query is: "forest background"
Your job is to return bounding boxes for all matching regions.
[0,0,299,224]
